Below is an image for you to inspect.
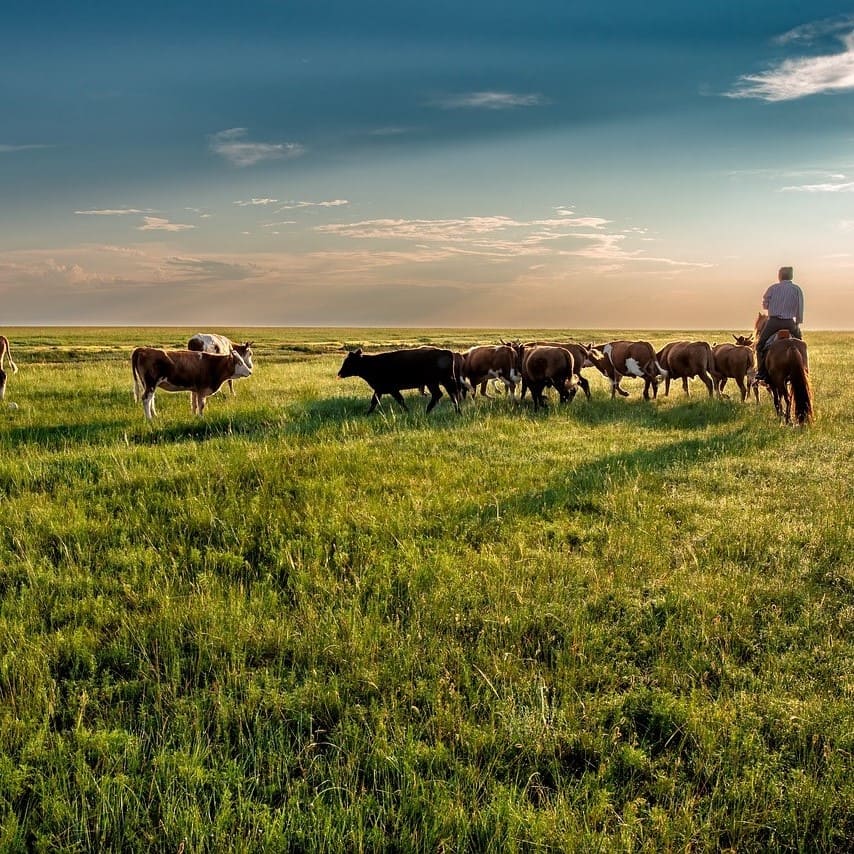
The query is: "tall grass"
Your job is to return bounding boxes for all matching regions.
[0,328,851,851]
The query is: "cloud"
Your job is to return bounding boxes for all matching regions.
[262,220,297,228]
[432,91,547,109]
[781,180,854,192]
[726,26,854,100]
[75,208,154,215]
[164,256,257,282]
[0,143,52,153]
[275,199,349,211]
[137,216,195,232]
[209,128,304,167]
[234,198,278,206]
[775,15,854,45]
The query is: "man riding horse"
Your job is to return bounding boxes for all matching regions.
[754,265,804,384]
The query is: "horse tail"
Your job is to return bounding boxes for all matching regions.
[789,350,813,425]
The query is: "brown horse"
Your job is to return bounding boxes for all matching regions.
[753,314,813,425]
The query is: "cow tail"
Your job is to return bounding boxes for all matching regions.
[131,349,143,401]
[790,351,813,425]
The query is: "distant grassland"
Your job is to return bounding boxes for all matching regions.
[0,327,852,852]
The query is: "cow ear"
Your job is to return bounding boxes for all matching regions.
[353,347,362,356]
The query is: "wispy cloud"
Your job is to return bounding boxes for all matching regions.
[165,256,257,282]
[726,24,854,101]
[75,208,154,216]
[262,220,297,228]
[781,180,854,192]
[432,91,547,109]
[234,198,279,206]
[0,143,52,153]
[775,14,854,45]
[210,128,304,167]
[275,199,349,211]
[138,216,195,232]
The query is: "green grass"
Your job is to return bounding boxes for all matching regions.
[0,327,851,852]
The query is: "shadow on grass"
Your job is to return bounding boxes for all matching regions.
[1,421,131,450]
[446,422,781,530]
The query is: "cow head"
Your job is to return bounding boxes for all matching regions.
[733,334,753,347]
[584,344,611,376]
[233,341,254,371]
[581,345,605,368]
[337,348,363,378]
[230,350,253,379]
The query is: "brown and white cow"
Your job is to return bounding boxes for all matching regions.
[0,336,17,375]
[132,347,252,420]
[712,339,758,402]
[521,345,577,410]
[587,341,662,399]
[462,344,523,398]
[187,333,254,395]
[656,340,716,397]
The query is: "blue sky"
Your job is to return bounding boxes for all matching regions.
[2,1,853,327]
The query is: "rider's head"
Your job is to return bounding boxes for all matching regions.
[778,266,794,281]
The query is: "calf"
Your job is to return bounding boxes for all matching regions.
[187,333,254,395]
[587,341,662,399]
[463,344,523,398]
[0,336,17,374]
[521,345,577,410]
[712,340,757,402]
[338,347,461,414]
[656,340,716,397]
[132,347,252,420]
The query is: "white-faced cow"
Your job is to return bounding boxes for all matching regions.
[712,338,758,402]
[187,333,254,395]
[521,345,577,410]
[0,336,17,375]
[337,347,461,414]
[462,344,523,398]
[656,340,716,397]
[132,347,252,421]
[587,341,662,400]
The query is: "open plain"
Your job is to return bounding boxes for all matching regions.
[0,327,851,852]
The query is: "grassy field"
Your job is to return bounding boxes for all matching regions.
[0,327,851,852]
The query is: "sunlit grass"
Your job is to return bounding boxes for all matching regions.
[0,328,851,851]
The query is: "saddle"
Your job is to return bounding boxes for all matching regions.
[761,330,791,351]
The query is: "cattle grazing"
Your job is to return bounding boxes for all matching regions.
[587,341,662,399]
[521,345,577,410]
[656,340,716,397]
[132,347,252,420]
[187,333,254,395]
[463,344,523,398]
[712,339,757,402]
[0,336,18,374]
[337,347,461,414]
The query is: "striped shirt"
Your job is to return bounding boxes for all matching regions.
[763,280,804,323]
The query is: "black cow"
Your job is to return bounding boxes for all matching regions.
[337,347,461,414]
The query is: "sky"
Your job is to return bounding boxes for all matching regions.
[2,1,854,328]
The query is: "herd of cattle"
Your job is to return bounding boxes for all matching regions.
[0,332,763,420]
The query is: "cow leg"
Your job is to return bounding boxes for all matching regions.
[442,381,461,413]
[734,377,747,402]
[143,390,156,420]
[391,390,409,411]
[424,385,443,413]
[699,371,714,397]
[367,392,382,414]
[664,376,671,396]
[578,375,591,400]
[197,394,207,416]
[479,380,490,398]
[228,379,235,396]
